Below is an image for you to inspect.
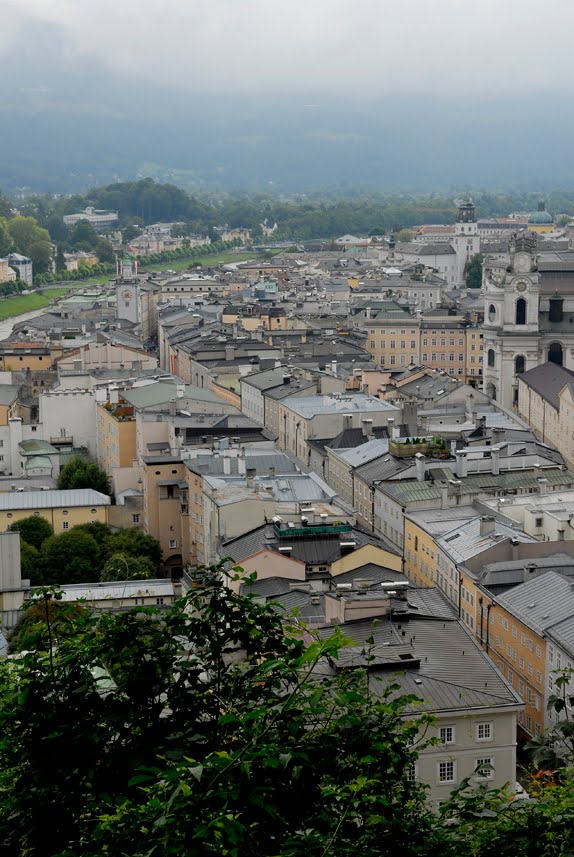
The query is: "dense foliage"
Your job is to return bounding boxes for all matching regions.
[2,566,574,856]
[57,455,111,495]
[9,517,162,586]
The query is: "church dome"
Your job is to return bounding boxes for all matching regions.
[529,205,553,225]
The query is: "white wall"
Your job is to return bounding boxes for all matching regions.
[39,390,98,458]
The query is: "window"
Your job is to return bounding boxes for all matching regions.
[487,349,495,368]
[516,298,526,325]
[475,758,494,780]
[132,514,140,524]
[62,521,69,530]
[439,726,455,744]
[438,761,455,784]
[476,722,492,741]
[515,355,525,374]
[169,539,178,549]
[536,646,541,659]
[488,304,496,322]
[535,517,543,528]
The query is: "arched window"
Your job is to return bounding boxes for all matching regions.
[515,355,525,374]
[548,342,563,366]
[486,382,497,401]
[515,298,526,325]
[487,349,495,368]
[488,304,496,323]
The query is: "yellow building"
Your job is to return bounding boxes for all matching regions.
[464,328,484,386]
[142,455,189,575]
[0,488,110,533]
[0,344,52,372]
[96,401,137,477]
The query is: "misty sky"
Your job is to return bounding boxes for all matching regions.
[2,0,574,96]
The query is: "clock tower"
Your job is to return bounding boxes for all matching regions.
[452,199,480,284]
[116,259,140,326]
[482,233,541,408]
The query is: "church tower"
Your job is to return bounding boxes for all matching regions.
[482,233,541,408]
[115,258,140,325]
[452,199,480,284]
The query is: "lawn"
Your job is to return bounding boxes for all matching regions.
[142,251,257,273]
[0,288,71,321]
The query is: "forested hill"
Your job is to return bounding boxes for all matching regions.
[7,182,574,246]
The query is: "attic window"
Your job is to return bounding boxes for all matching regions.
[444,533,461,543]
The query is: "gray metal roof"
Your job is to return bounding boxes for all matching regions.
[316,615,521,715]
[330,438,390,469]
[0,385,20,406]
[517,362,574,410]
[379,468,574,506]
[436,516,536,564]
[282,394,397,418]
[121,382,225,410]
[496,571,574,638]
[0,489,111,510]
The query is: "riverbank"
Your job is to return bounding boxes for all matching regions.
[0,288,70,322]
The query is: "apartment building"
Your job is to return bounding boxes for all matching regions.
[517,362,574,472]
[276,393,400,465]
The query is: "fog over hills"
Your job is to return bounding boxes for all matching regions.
[1,19,573,194]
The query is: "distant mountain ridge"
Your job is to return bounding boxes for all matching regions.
[1,40,573,194]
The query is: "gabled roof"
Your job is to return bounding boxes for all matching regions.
[517,362,574,410]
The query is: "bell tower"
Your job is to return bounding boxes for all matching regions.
[453,198,480,284]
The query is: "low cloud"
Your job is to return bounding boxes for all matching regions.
[2,0,573,96]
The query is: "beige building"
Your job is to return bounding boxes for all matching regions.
[276,394,400,465]
[57,342,158,375]
[0,488,110,533]
[96,402,137,479]
[517,362,574,471]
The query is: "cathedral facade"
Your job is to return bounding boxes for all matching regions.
[482,231,574,409]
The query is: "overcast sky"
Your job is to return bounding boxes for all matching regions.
[2,0,574,97]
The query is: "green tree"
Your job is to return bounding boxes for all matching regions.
[27,239,53,274]
[110,528,162,566]
[101,551,156,581]
[55,244,66,273]
[465,253,484,289]
[95,237,116,264]
[8,591,88,654]
[396,228,415,242]
[0,564,441,857]
[10,515,53,550]
[19,541,41,585]
[41,529,101,585]
[0,217,13,256]
[57,455,111,495]
[7,216,50,256]
[70,218,99,249]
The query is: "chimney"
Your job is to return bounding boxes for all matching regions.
[169,398,177,416]
[331,360,337,377]
[282,374,291,385]
[440,483,449,510]
[511,537,520,560]
[414,452,426,482]
[491,446,500,476]
[538,477,549,496]
[246,465,256,488]
[558,528,565,541]
[361,418,373,438]
[480,516,496,537]
[455,450,468,478]
[237,455,246,475]
[524,563,537,582]
[387,417,400,439]
[222,456,231,475]
[269,465,276,478]
[343,413,353,430]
